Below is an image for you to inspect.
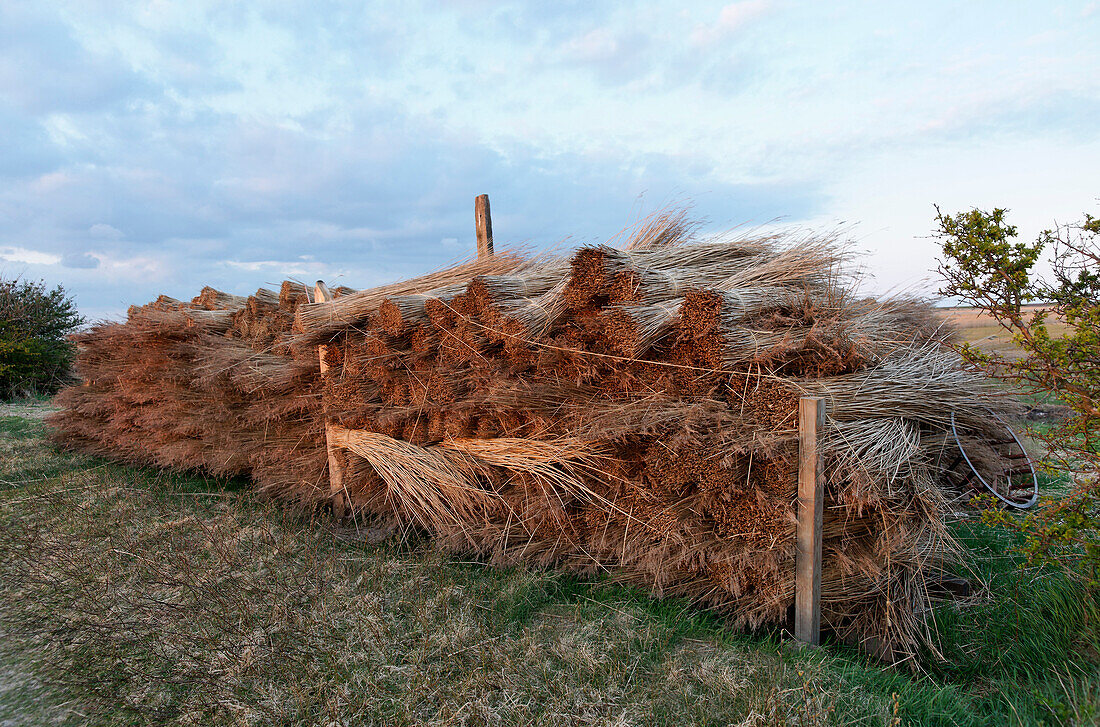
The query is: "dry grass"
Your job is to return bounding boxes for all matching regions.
[936,304,1071,359]
[1,410,895,726]
[4,407,1099,725]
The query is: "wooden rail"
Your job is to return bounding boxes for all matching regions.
[795,396,825,646]
[314,280,347,518]
[475,193,493,259]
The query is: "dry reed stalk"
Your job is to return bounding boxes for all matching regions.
[437,437,612,504]
[717,327,811,367]
[841,297,953,360]
[822,417,928,506]
[330,426,500,530]
[712,238,845,290]
[801,345,1005,431]
[619,207,702,251]
[297,252,528,333]
[610,266,708,305]
[206,347,313,394]
[606,241,801,305]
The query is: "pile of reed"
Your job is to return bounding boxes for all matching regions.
[291,214,1010,662]
[49,283,332,504]
[50,212,1012,663]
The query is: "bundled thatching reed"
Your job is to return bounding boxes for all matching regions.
[50,285,332,504]
[50,211,1013,664]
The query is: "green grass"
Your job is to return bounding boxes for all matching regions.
[0,409,1098,725]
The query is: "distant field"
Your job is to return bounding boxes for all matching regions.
[936,303,1069,358]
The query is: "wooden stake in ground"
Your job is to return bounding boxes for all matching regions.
[795,396,825,646]
[314,280,347,518]
[475,193,493,259]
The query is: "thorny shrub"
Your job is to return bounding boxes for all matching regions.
[936,205,1100,588]
[0,276,84,399]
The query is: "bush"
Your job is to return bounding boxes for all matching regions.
[935,205,1100,587]
[0,277,84,400]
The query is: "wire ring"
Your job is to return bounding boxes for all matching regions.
[950,409,1039,510]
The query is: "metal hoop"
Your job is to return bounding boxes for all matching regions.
[949,409,1038,509]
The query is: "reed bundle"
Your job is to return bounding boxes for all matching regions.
[803,346,1003,431]
[192,286,249,311]
[181,308,237,333]
[50,281,329,505]
[564,240,774,310]
[598,238,846,358]
[377,283,467,335]
[296,252,528,334]
[467,262,571,311]
[605,299,684,356]
[153,295,186,310]
[50,208,1016,664]
[252,288,280,306]
[493,279,570,338]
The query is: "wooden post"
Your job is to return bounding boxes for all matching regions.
[314,280,347,518]
[795,396,825,646]
[475,193,493,259]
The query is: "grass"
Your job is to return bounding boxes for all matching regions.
[1,411,1098,725]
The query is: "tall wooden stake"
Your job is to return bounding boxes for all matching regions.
[314,280,347,518]
[475,193,493,259]
[795,396,825,646]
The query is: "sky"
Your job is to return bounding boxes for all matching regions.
[1,1,1098,319]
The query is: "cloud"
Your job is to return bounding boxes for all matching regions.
[0,108,63,179]
[225,259,335,277]
[88,224,124,239]
[0,0,1093,319]
[690,0,773,47]
[0,5,157,114]
[0,246,61,265]
[557,28,653,86]
[62,252,100,269]
[0,74,824,316]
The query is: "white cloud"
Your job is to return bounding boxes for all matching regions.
[225,259,338,277]
[690,0,773,47]
[29,171,74,194]
[0,0,1097,319]
[89,223,124,239]
[0,246,62,265]
[94,253,166,280]
[561,28,622,63]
